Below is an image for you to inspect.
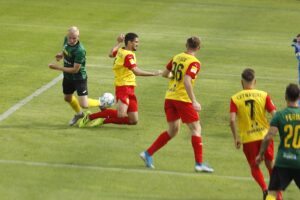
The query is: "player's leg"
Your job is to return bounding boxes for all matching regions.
[63,78,84,125]
[268,167,293,200]
[140,119,180,169]
[262,140,282,200]
[140,100,180,169]
[75,79,99,108]
[186,121,213,173]
[243,141,268,196]
[294,168,300,189]
[264,139,274,176]
[147,120,180,155]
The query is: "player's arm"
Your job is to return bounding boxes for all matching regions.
[48,63,81,74]
[265,95,276,117]
[184,62,201,111]
[162,59,174,79]
[123,53,162,76]
[184,75,201,111]
[162,69,173,79]
[55,52,64,61]
[229,112,241,149]
[229,99,241,149]
[256,126,278,165]
[131,67,162,76]
[109,34,124,58]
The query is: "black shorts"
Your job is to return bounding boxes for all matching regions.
[62,78,88,96]
[268,166,300,191]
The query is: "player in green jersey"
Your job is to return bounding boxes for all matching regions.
[256,83,300,200]
[49,26,100,125]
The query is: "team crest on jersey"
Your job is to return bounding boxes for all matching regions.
[191,66,198,74]
[129,59,135,65]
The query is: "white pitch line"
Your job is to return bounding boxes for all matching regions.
[0,74,63,122]
[0,159,252,181]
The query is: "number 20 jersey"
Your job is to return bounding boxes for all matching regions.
[230,89,275,143]
[165,52,201,103]
[271,107,300,168]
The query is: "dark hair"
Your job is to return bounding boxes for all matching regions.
[285,83,300,102]
[297,34,300,38]
[125,33,138,46]
[187,36,201,49]
[241,68,255,82]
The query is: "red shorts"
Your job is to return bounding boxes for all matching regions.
[164,99,199,123]
[115,86,138,112]
[243,139,274,168]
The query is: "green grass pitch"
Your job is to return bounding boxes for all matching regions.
[0,0,299,199]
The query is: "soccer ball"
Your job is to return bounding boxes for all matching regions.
[99,92,115,109]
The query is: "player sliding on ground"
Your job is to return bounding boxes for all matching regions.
[48,26,100,125]
[140,36,214,173]
[229,68,282,200]
[79,33,162,127]
[256,84,300,200]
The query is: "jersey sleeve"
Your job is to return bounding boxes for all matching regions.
[124,54,136,69]
[270,112,280,128]
[166,59,173,70]
[265,95,276,113]
[230,98,238,113]
[186,62,201,79]
[112,49,118,58]
[74,49,86,64]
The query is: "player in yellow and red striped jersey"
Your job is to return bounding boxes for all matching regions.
[229,68,282,200]
[79,33,162,127]
[140,36,214,173]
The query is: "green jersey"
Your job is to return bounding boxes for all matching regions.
[62,37,87,80]
[270,107,300,169]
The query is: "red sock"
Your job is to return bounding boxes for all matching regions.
[103,117,130,124]
[250,166,267,191]
[147,131,171,156]
[89,109,118,120]
[192,135,203,164]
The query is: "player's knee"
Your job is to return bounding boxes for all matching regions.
[80,103,88,109]
[169,129,178,138]
[117,112,127,118]
[64,96,72,102]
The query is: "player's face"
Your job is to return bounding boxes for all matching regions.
[67,33,79,46]
[297,37,300,44]
[130,37,139,51]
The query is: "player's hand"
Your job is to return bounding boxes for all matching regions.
[154,70,163,76]
[192,101,201,112]
[48,63,59,70]
[255,155,264,165]
[117,34,125,43]
[55,53,63,61]
[235,138,241,149]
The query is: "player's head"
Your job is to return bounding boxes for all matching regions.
[125,33,139,51]
[285,83,300,103]
[241,68,256,89]
[186,36,201,51]
[67,26,80,46]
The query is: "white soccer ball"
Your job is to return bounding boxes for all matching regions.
[99,92,115,109]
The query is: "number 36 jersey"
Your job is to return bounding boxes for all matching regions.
[165,52,201,103]
[230,89,276,144]
[271,107,300,169]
